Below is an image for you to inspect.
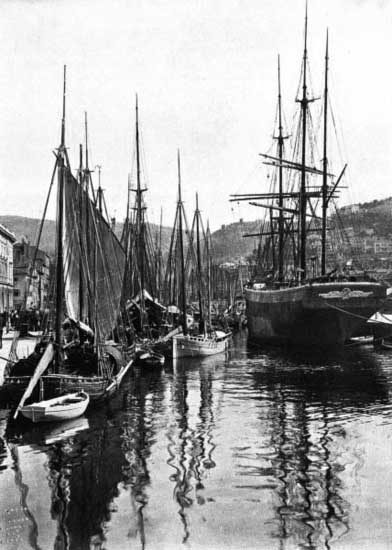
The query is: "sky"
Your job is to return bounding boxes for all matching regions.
[0,0,391,231]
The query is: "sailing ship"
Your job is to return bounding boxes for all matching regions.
[169,153,231,358]
[230,12,386,347]
[2,66,134,405]
[121,97,166,366]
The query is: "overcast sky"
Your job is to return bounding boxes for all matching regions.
[1,0,391,230]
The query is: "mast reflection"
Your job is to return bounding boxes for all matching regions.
[167,357,219,542]
[119,370,165,549]
[250,346,388,549]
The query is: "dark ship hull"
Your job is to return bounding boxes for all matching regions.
[246,281,387,347]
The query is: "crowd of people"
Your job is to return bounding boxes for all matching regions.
[0,308,49,348]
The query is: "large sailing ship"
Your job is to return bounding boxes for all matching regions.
[231,13,386,347]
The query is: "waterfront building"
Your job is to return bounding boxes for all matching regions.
[13,237,51,310]
[0,223,16,314]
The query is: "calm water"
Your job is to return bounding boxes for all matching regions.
[1,331,392,550]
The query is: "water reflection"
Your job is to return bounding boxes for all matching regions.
[118,370,165,549]
[167,356,221,543]
[244,340,389,549]
[0,333,391,549]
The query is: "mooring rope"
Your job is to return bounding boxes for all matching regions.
[322,300,390,325]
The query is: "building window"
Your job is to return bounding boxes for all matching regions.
[13,289,20,297]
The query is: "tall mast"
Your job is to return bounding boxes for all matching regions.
[83,113,92,326]
[299,4,309,280]
[135,94,146,328]
[96,164,103,214]
[78,143,84,320]
[277,55,285,282]
[158,207,163,301]
[84,111,89,174]
[195,193,205,334]
[177,150,187,335]
[206,220,212,330]
[321,30,329,275]
[55,65,66,366]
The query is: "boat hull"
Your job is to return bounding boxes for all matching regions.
[245,281,387,347]
[1,360,133,406]
[172,333,231,358]
[20,392,89,423]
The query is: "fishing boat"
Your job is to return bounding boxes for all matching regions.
[2,67,133,404]
[121,96,164,338]
[20,391,89,424]
[172,330,230,358]
[167,155,231,358]
[230,11,386,348]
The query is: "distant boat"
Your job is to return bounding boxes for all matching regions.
[172,330,230,358]
[165,153,231,358]
[134,348,165,368]
[20,391,89,423]
[231,11,386,348]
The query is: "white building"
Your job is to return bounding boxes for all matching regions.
[0,223,16,313]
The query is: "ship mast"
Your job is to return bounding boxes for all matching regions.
[177,150,187,335]
[78,143,84,321]
[55,65,66,367]
[276,55,286,282]
[298,5,309,280]
[321,30,329,275]
[195,193,205,334]
[96,165,103,214]
[206,220,212,330]
[135,95,146,330]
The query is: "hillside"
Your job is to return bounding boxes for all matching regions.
[0,215,174,258]
[2,196,392,264]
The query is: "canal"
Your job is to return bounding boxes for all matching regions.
[0,330,391,549]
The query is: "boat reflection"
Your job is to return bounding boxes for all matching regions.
[2,369,166,550]
[247,343,389,549]
[166,355,222,542]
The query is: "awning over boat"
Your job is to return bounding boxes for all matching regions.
[367,312,392,325]
[128,289,166,311]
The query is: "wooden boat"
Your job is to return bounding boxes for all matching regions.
[346,335,374,347]
[162,156,231,358]
[134,348,165,368]
[20,391,89,423]
[2,68,134,404]
[172,330,231,358]
[230,12,386,348]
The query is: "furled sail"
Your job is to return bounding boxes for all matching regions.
[63,169,125,339]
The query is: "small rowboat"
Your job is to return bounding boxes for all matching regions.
[380,338,392,350]
[134,349,165,368]
[20,391,89,423]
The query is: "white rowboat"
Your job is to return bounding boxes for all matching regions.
[20,391,89,423]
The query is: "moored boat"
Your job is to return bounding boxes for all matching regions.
[20,391,89,423]
[246,281,385,347]
[172,330,231,358]
[231,11,387,348]
[2,67,134,403]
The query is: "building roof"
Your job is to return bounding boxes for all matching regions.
[0,223,16,243]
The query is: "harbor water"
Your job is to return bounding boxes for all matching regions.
[0,330,392,549]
